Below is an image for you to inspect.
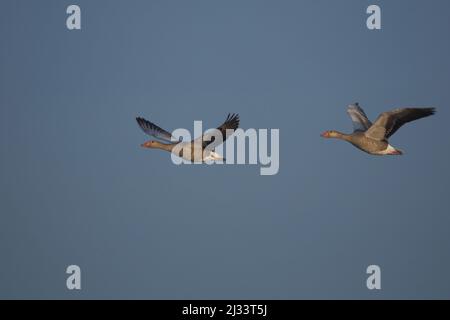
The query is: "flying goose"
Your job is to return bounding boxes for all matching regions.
[136,113,239,162]
[321,103,435,155]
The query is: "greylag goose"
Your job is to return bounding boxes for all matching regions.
[136,113,239,162]
[321,103,435,155]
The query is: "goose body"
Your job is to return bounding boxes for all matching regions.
[136,114,239,162]
[321,103,435,155]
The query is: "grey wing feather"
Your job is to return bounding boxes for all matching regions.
[347,103,372,132]
[202,113,240,148]
[136,117,175,142]
[365,107,435,140]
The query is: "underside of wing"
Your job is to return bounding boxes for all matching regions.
[347,103,372,132]
[136,117,175,142]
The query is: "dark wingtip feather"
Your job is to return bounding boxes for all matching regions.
[136,117,148,129]
[136,116,156,135]
[228,113,240,129]
[418,107,436,118]
[136,117,145,124]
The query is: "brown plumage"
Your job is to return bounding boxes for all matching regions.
[136,113,240,162]
[321,103,435,155]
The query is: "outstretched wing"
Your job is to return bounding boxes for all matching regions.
[202,113,240,148]
[136,117,175,142]
[365,107,435,141]
[347,103,372,132]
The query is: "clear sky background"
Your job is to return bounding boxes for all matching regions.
[1,0,449,299]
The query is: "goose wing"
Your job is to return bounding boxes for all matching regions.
[136,117,176,142]
[201,113,240,148]
[347,103,372,132]
[365,107,435,141]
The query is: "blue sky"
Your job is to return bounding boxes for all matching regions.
[1,0,449,298]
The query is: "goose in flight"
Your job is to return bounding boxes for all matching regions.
[136,113,239,162]
[321,103,435,155]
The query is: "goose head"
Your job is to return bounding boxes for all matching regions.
[320,130,339,138]
[141,140,158,148]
